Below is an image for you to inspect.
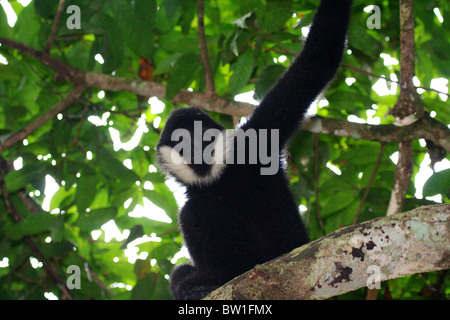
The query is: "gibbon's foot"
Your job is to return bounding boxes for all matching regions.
[176,284,220,300]
[170,264,220,300]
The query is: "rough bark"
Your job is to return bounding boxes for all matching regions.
[387,0,416,216]
[205,204,450,300]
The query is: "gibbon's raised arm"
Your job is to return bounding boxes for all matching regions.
[243,0,352,148]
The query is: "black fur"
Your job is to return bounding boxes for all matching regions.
[157,0,352,300]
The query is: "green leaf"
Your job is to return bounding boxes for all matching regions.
[348,22,380,57]
[321,190,357,217]
[6,213,56,240]
[163,0,182,25]
[290,180,314,200]
[4,164,50,193]
[423,39,450,62]
[255,0,292,32]
[89,188,110,211]
[39,241,73,258]
[4,106,29,125]
[50,186,75,211]
[14,4,40,48]
[158,31,199,53]
[109,0,154,58]
[230,49,254,95]
[99,14,124,73]
[151,242,180,260]
[115,215,175,236]
[120,225,144,249]
[134,258,151,280]
[336,143,383,165]
[152,273,172,299]
[64,39,94,70]
[143,189,178,220]
[254,64,286,99]
[179,0,197,34]
[422,169,450,198]
[77,207,117,233]
[130,272,156,299]
[326,89,374,114]
[49,215,65,242]
[34,0,57,19]
[0,6,12,38]
[153,52,184,75]
[134,0,157,25]
[76,175,98,213]
[166,53,201,100]
[97,150,139,183]
[298,12,314,29]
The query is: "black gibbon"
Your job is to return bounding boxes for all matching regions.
[156,0,352,300]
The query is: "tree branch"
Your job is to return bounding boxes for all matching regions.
[44,0,66,54]
[83,71,254,117]
[82,72,450,151]
[387,141,412,216]
[343,64,450,98]
[0,84,86,153]
[314,134,325,236]
[205,204,450,300]
[387,0,416,216]
[353,142,386,225]
[0,37,82,82]
[197,0,216,95]
[1,37,448,154]
[394,0,417,122]
[250,40,448,97]
[302,115,449,152]
[0,158,74,300]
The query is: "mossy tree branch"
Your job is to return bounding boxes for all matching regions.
[205,204,450,300]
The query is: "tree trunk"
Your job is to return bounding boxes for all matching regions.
[205,204,450,300]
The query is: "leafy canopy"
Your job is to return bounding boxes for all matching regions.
[0,0,448,300]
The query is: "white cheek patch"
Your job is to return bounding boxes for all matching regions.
[157,132,227,186]
[208,131,227,178]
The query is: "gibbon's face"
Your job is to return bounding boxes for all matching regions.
[156,107,227,186]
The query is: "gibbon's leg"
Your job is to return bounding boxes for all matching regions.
[170,264,221,300]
